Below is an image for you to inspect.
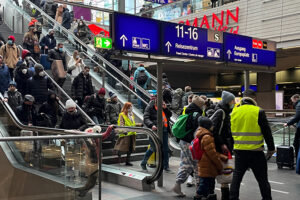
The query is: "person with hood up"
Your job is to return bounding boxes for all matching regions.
[210,90,235,200]
[84,88,106,124]
[71,66,94,107]
[22,26,39,57]
[62,4,71,30]
[38,90,61,127]
[194,117,228,200]
[4,81,23,112]
[26,64,54,106]
[14,63,34,96]
[171,88,184,115]
[105,92,122,125]
[133,64,151,110]
[0,55,11,94]
[0,35,20,78]
[16,49,35,73]
[60,99,88,131]
[16,94,37,126]
[172,95,205,196]
[40,29,56,54]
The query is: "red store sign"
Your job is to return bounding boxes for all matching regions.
[179,7,240,34]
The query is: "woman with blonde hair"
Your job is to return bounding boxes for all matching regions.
[114,102,140,166]
[67,50,85,82]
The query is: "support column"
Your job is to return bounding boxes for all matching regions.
[157,62,163,187]
[118,0,126,13]
[244,70,250,90]
[257,72,276,109]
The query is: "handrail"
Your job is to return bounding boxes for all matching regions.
[17,45,95,124]
[21,0,152,100]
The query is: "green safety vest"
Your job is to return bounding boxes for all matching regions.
[231,104,264,150]
[117,112,136,137]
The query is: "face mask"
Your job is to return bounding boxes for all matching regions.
[22,69,28,74]
[79,23,83,26]
[230,104,235,109]
[25,57,30,61]
[128,107,133,112]
[59,48,63,52]
[76,55,80,59]
[7,40,13,45]
[39,71,45,76]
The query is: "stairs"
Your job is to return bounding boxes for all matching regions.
[0,23,24,45]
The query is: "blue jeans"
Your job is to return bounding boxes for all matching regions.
[141,128,169,169]
[197,177,216,197]
[92,116,105,125]
[136,89,146,111]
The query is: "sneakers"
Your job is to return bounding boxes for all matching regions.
[172,183,186,197]
[164,168,175,174]
[140,163,148,172]
[125,162,133,166]
[186,175,195,187]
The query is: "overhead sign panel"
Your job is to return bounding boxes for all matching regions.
[145,0,169,4]
[112,13,161,54]
[224,33,276,67]
[161,22,223,60]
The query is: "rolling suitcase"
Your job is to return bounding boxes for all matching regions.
[276,126,294,169]
[40,54,51,70]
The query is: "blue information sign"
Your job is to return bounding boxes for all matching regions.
[161,22,223,61]
[112,13,161,54]
[145,0,169,4]
[224,33,276,67]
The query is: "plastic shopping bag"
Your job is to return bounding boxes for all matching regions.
[217,152,234,184]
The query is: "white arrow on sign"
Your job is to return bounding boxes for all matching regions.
[227,49,232,59]
[104,40,111,47]
[165,41,172,53]
[120,35,128,47]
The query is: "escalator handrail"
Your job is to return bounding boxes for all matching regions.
[21,0,152,100]
[0,92,163,183]
[17,45,95,124]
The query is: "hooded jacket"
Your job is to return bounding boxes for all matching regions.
[0,43,20,69]
[105,98,122,124]
[196,127,227,178]
[26,74,54,104]
[59,111,88,131]
[287,100,300,128]
[14,65,34,95]
[38,90,61,127]
[133,67,151,89]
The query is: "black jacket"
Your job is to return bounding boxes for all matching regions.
[211,101,234,153]
[48,48,67,71]
[163,88,172,105]
[16,103,37,125]
[85,94,106,118]
[59,111,88,131]
[38,91,61,127]
[62,8,71,29]
[181,102,203,143]
[237,98,275,151]
[14,65,34,96]
[143,100,172,131]
[39,34,56,53]
[71,72,94,99]
[4,90,23,112]
[26,75,54,104]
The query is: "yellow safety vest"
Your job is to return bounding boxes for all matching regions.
[231,104,264,150]
[117,112,136,137]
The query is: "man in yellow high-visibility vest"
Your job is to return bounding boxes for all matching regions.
[230,89,275,200]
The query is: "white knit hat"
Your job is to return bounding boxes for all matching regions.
[66,100,76,109]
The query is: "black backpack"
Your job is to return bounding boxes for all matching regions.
[137,70,148,85]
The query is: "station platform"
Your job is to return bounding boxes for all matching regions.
[93,157,300,200]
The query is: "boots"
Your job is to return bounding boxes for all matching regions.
[221,187,230,200]
[207,194,217,200]
[125,152,133,166]
[172,183,185,197]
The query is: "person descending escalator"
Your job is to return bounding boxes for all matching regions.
[3,81,23,113]
[74,19,91,52]
[16,94,37,126]
[68,50,85,83]
[14,63,34,96]
[182,86,193,108]
[0,55,11,95]
[22,26,39,60]
[16,49,35,74]
[40,29,56,54]
[105,92,122,125]
[61,4,71,30]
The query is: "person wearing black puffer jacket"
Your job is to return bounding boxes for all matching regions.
[14,63,34,96]
[173,95,205,196]
[71,66,94,107]
[16,94,37,126]
[210,91,236,200]
[60,99,88,131]
[84,88,106,124]
[38,90,61,127]
[26,64,54,106]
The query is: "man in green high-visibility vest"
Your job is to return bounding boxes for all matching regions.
[230,89,275,200]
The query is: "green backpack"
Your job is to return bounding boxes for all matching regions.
[172,112,198,139]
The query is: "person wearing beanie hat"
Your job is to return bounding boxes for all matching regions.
[60,99,88,131]
[105,91,121,125]
[0,35,20,78]
[230,90,275,200]
[16,94,38,126]
[34,64,44,74]
[4,81,22,112]
[210,90,235,200]
[84,88,107,124]
[194,116,228,200]
[172,95,205,196]
[40,28,56,54]
[23,25,38,58]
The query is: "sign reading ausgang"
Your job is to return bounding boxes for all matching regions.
[224,33,276,67]
[94,37,112,49]
[112,12,161,54]
[161,22,223,61]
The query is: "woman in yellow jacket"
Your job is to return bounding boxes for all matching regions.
[114,102,140,166]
